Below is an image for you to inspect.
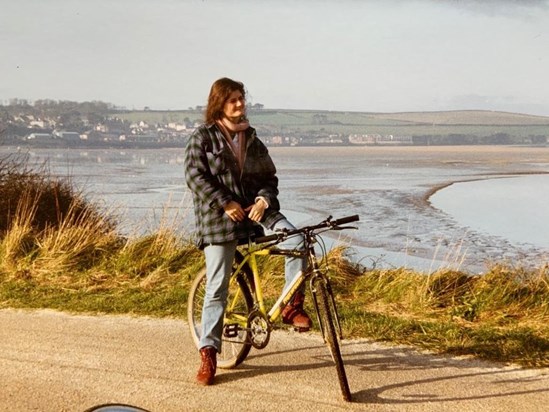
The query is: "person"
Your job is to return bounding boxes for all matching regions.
[184,77,312,386]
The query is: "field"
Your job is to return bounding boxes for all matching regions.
[116,109,549,140]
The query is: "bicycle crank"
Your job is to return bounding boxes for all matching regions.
[248,310,271,349]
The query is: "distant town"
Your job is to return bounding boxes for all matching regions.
[0,101,411,148]
[1,99,548,148]
[0,100,196,148]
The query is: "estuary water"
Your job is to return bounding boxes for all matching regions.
[430,174,549,249]
[4,145,549,273]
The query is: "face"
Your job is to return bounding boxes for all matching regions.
[222,90,246,122]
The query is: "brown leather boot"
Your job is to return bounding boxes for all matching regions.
[196,346,217,386]
[282,291,312,331]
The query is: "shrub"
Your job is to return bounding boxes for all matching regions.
[0,154,118,278]
[0,154,113,234]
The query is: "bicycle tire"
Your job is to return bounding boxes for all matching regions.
[313,277,352,402]
[187,266,253,369]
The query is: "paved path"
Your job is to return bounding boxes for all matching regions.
[1,308,548,411]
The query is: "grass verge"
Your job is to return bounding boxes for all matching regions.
[1,156,548,367]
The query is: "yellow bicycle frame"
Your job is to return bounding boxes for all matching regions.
[225,245,308,326]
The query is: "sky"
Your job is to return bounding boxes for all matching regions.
[2,0,549,116]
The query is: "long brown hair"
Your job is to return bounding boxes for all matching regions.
[204,77,246,124]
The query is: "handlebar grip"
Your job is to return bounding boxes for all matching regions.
[333,215,360,225]
[254,233,280,244]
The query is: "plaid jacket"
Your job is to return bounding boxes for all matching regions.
[184,123,284,248]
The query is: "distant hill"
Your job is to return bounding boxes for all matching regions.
[117,108,549,144]
[366,110,549,125]
[119,108,549,126]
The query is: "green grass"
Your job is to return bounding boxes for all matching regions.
[330,262,549,367]
[0,278,191,317]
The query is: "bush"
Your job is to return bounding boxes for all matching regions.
[0,154,113,234]
[0,154,118,278]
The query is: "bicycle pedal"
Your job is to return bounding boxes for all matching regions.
[223,324,239,338]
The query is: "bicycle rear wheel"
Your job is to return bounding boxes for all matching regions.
[313,277,352,402]
[187,267,253,369]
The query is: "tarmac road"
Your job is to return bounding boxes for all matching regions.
[1,308,548,412]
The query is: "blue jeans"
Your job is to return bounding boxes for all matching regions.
[199,218,306,352]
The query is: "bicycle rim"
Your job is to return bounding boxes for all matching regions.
[187,267,253,369]
[314,278,352,402]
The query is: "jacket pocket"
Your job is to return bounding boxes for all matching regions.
[206,149,230,176]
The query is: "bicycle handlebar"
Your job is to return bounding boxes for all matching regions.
[253,214,359,244]
[332,215,360,226]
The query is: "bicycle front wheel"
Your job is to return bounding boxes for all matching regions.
[313,277,352,402]
[187,267,253,369]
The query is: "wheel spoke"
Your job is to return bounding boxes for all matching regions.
[187,266,254,369]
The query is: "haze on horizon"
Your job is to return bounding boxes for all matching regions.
[1,0,549,116]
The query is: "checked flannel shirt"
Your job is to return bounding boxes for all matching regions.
[184,123,284,248]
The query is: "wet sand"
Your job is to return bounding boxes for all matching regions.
[271,145,549,272]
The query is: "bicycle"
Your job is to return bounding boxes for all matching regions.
[187,215,360,402]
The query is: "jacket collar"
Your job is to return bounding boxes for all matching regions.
[206,122,256,146]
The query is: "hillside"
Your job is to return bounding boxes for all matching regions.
[117,108,549,144]
[3,101,548,146]
[118,108,549,126]
[364,110,549,125]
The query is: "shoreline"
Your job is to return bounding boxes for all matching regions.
[422,170,549,204]
[4,145,549,273]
